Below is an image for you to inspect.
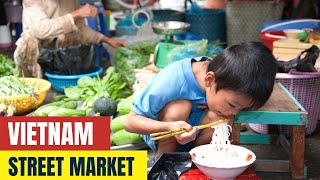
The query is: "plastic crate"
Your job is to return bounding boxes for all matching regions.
[44,67,103,93]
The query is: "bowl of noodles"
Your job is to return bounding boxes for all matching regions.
[189,122,256,180]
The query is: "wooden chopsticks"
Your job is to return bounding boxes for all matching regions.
[150,119,229,141]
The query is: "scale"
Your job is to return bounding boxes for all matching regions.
[152,21,190,68]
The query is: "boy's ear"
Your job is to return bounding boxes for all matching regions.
[204,71,215,87]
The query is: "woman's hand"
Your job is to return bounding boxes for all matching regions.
[101,36,128,48]
[169,121,197,145]
[106,38,128,48]
[71,4,98,20]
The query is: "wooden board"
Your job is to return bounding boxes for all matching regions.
[273,39,319,49]
[257,83,304,112]
[235,83,307,125]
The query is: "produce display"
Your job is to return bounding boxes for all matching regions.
[64,66,132,103]
[29,66,143,148]
[110,95,144,148]
[3,39,208,149]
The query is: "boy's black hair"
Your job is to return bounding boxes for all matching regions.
[207,41,277,109]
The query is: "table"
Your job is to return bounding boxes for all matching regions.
[232,83,307,179]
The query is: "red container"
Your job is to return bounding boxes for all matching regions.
[260,31,286,51]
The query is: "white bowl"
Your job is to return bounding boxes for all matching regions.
[189,144,256,180]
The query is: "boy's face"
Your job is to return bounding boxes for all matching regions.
[204,72,253,117]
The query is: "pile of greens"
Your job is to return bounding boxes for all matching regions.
[53,67,133,116]
[0,55,19,77]
[114,40,158,85]
[64,67,132,102]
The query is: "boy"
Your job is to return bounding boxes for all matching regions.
[124,42,277,154]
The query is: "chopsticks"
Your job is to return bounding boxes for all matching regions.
[150,119,230,141]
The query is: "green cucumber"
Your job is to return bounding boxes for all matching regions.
[59,101,78,109]
[48,108,86,117]
[37,106,60,116]
[33,101,65,116]
[111,114,128,133]
[111,129,143,146]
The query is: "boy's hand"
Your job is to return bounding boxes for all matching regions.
[169,121,197,145]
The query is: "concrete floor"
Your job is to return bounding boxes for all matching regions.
[247,124,320,180]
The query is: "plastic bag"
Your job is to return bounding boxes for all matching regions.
[129,40,158,56]
[277,45,320,73]
[167,39,208,63]
[148,153,192,180]
[114,47,149,85]
[38,44,96,75]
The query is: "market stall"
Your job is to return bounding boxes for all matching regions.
[1,0,320,179]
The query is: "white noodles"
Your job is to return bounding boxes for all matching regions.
[210,122,232,147]
[190,122,255,168]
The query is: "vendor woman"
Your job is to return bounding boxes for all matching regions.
[14,0,127,78]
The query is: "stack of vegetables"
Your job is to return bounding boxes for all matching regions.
[111,95,144,146]
[33,66,144,148]
[33,67,132,117]
[0,54,19,77]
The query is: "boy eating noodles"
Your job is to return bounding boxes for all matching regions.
[124,42,278,154]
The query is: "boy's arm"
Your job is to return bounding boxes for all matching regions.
[124,112,174,135]
[124,112,196,136]
[125,111,198,145]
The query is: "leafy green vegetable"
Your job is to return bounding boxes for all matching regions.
[114,47,149,85]
[129,40,158,56]
[0,54,19,77]
[77,76,96,88]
